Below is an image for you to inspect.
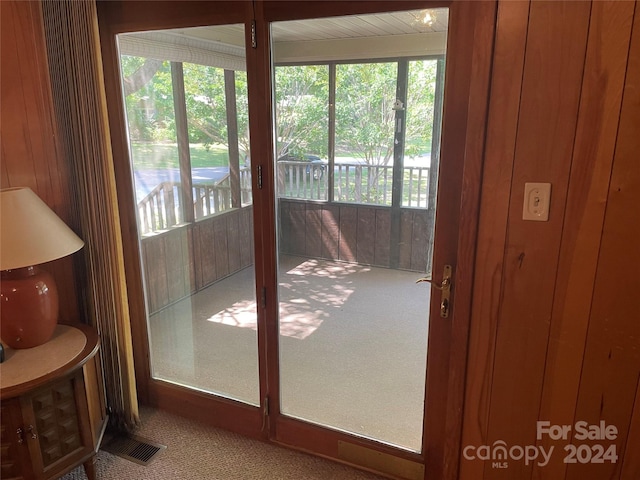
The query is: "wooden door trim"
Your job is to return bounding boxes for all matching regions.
[274,415,424,462]
[421,1,497,479]
[258,2,498,479]
[243,0,278,441]
[96,1,264,436]
[262,1,451,22]
[147,380,263,440]
[97,3,151,405]
[97,1,248,34]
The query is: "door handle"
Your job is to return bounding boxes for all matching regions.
[416,265,452,318]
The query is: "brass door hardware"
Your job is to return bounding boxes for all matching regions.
[416,264,452,318]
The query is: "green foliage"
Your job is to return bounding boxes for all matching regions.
[120,54,438,170]
[335,62,397,165]
[275,65,329,158]
[182,64,250,158]
[120,56,176,143]
[183,63,227,145]
[405,60,438,158]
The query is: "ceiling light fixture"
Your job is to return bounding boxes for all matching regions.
[410,9,437,30]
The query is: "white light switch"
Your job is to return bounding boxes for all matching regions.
[523,182,551,221]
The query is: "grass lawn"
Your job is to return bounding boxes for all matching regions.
[131,143,229,169]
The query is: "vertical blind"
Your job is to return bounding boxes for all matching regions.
[41,0,139,431]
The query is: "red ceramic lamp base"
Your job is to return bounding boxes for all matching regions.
[0,266,59,349]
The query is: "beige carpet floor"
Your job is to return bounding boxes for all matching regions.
[148,255,431,451]
[60,406,388,480]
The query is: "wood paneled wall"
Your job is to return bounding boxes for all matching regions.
[142,207,254,314]
[279,199,431,272]
[0,0,82,324]
[460,2,640,479]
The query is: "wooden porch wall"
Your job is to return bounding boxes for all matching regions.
[142,198,430,316]
[141,206,254,315]
[278,199,432,272]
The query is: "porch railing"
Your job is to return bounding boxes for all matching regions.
[193,168,252,217]
[137,168,252,235]
[137,162,430,235]
[279,161,431,208]
[137,181,182,235]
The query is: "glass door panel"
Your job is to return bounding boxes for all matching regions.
[273,8,448,452]
[117,24,260,405]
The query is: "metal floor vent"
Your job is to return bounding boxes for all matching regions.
[101,434,166,466]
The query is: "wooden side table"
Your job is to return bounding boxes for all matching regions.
[1,324,108,480]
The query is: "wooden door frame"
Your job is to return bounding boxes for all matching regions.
[97,1,497,478]
[421,2,497,478]
[255,2,497,479]
[96,0,267,440]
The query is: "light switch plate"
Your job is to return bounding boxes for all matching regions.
[523,182,551,221]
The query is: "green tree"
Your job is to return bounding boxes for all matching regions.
[182,64,250,157]
[120,56,176,143]
[120,55,438,168]
[334,60,437,166]
[405,59,438,158]
[335,62,397,166]
[274,65,329,158]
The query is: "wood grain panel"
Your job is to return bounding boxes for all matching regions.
[1,1,39,190]
[409,210,428,272]
[566,7,640,478]
[356,207,375,265]
[214,216,230,280]
[193,222,204,290]
[398,210,413,270]
[0,0,81,324]
[321,204,340,260]
[1,1,58,198]
[277,200,429,271]
[278,200,292,254]
[534,2,636,478]
[289,202,306,256]
[621,379,640,479]
[142,236,167,314]
[97,1,247,33]
[0,401,31,479]
[240,206,254,268]
[186,226,196,294]
[438,1,498,476]
[165,229,187,304]
[305,204,322,258]
[198,221,217,287]
[227,209,241,274]
[338,206,357,262]
[482,2,591,479]
[140,209,253,314]
[0,156,10,189]
[374,209,391,267]
[421,2,497,477]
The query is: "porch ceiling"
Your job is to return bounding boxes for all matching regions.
[175,8,449,45]
[126,8,450,63]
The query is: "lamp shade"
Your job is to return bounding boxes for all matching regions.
[0,187,84,270]
[1,187,84,349]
